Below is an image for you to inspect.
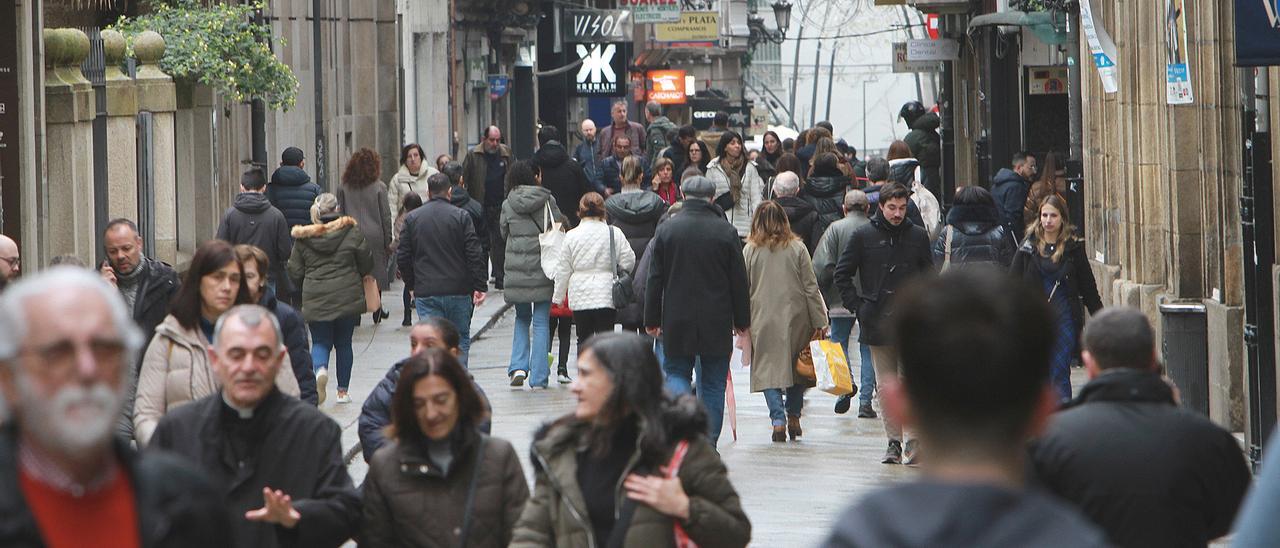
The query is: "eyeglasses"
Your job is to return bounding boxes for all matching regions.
[0,256,18,268]
[19,338,126,379]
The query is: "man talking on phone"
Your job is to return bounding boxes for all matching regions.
[98,218,181,439]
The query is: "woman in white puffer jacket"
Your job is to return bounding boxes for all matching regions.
[705,130,765,239]
[552,192,635,347]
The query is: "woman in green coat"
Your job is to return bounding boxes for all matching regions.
[288,193,373,404]
[500,160,565,389]
[511,333,751,548]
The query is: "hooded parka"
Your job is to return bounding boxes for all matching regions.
[287,215,375,322]
[501,185,563,304]
[801,174,851,241]
[267,165,322,229]
[133,315,301,446]
[535,141,592,226]
[511,402,751,548]
[605,190,668,327]
[216,192,293,284]
[931,203,1018,269]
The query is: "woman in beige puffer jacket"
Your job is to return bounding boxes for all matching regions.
[133,240,300,446]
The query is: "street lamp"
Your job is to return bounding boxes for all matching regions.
[748,0,793,49]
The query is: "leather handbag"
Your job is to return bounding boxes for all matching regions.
[362,275,380,313]
[609,227,634,309]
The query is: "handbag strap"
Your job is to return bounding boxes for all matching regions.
[942,226,954,272]
[456,436,488,548]
[608,225,620,282]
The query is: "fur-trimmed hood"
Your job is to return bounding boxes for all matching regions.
[528,394,708,473]
[290,215,357,239]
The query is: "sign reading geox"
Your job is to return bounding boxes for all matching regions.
[1236,0,1280,66]
[569,42,627,97]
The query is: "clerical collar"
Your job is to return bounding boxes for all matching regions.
[221,392,256,419]
[18,441,119,498]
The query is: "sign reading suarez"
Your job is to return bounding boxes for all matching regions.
[648,70,687,104]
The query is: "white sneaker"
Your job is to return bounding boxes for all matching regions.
[557,373,572,384]
[336,391,351,404]
[315,369,328,405]
[510,370,527,387]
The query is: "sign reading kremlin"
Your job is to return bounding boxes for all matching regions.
[571,43,626,97]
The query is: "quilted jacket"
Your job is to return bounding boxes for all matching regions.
[552,219,635,311]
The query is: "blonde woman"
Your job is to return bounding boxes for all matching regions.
[743,201,828,442]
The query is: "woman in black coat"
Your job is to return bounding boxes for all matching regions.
[1010,194,1103,402]
[933,186,1017,269]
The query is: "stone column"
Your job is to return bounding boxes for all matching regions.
[100,30,138,222]
[132,31,178,265]
[174,82,219,259]
[42,28,96,265]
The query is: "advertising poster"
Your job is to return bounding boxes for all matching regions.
[1080,0,1119,93]
[1165,0,1193,104]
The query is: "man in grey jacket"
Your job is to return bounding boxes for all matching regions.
[813,189,875,418]
[217,169,292,288]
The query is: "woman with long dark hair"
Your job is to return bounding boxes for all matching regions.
[338,147,394,323]
[1023,151,1067,226]
[134,240,300,445]
[680,139,710,182]
[362,348,529,547]
[744,202,828,441]
[1010,195,1103,401]
[501,159,563,388]
[511,333,751,547]
[706,131,765,238]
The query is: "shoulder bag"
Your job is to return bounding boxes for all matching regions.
[456,436,489,548]
[609,226,635,309]
[537,202,565,279]
[363,275,380,313]
[666,440,698,548]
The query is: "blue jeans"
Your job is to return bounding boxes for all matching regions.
[763,384,806,426]
[415,295,475,365]
[831,316,877,405]
[309,315,358,389]
[664,354,729,447]
[509,301,552,387]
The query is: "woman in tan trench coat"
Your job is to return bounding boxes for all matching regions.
[743,201,828,443]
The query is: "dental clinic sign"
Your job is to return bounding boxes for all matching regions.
[569,43,627,97]
[1236,0,1280,66]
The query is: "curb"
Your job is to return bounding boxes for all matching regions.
[342,302,514,465]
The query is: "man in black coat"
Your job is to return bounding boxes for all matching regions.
[218,169,293,288]
[534,125,592,226]
[1030,308,1251,548]
[267,146,323,229]
[441,160,488,257]
[358,318,492,462]
[990,151,1037,239]
[397,174,488,365]
[0,268,229,547]
[100,218,180,440]
[771,171,822,254]
[645,176,750,448]
[151,304,360,548]
[834,182,933,465]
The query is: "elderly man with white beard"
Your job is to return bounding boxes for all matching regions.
[150,304,360,547]
[0,267,230,547]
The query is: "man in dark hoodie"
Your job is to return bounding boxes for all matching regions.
[217,169,293,288]
[822,271,1108,548]
[267,146,323,229]
[441,160,488,257]
[900,101,942,197]
[991,150,1038,240]
[644,100,677,167]
[1030,308,1250,548]
[771,171,822,254]
[534,125,591,226]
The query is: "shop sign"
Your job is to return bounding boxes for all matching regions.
[488,74,510,101]
[569,42,627,97]
[1028,66,1068,95]
[906,38,958,61]
[564,9,633,42]
[892,42,939,73]
[622,0,681,23]
[648,70,687,104]
[654,11,719,47]
[1236,0,1280,66]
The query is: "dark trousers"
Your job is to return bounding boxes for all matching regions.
[574,308,616,347]
[401,285,414,323]
[484,204,505,284]
[549,315,573,369]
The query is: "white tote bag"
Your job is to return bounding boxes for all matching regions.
[537,202,564,279]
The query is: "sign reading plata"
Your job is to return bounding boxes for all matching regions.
[569,42,627,97]
[622,0,681,23]
[564,9,633,42]
[655,11,719,47]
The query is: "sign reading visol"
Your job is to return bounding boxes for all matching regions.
[564,9,633,42]
[622,0,681,23]
[569,42,627,97]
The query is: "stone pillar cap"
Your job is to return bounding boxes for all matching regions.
[133,31,166,65]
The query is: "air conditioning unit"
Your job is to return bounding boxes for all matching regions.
[907,0,974,15]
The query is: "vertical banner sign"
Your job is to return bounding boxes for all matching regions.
[1164,0,1193,104]
[0,0,20,224]
[1080,0,1119,94]
[1234,0,1280,67]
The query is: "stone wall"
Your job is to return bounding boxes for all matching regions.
[1080,1,1246,430]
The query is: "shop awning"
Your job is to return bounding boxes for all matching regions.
[968,10,1068,45]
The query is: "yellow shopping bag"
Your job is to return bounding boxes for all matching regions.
[810,339,855,396]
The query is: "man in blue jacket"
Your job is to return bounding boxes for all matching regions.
[990,151,1037,240]
[573,119,604,192]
